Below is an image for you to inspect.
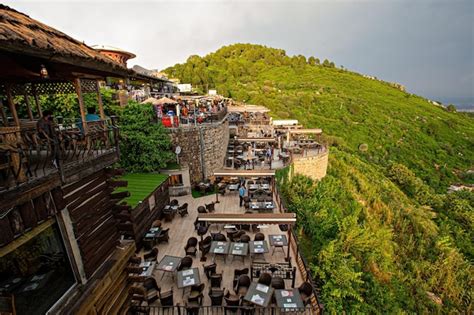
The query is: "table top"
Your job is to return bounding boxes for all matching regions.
[157,255,181,272]
[249,240,269,254]
[243,282,274,307]
[249,201,275,210]
[274,289,305,309]
[176,267,201,289]
[269,234,288,246]
[210,241,230,254]
[143,227,161,239]
[139,261,156,277]
[230,242,249,256]
[164,205,178,211]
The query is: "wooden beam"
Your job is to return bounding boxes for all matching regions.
[6,84,19,126]
[198,212,296,224]
[0,219,54,257]
[24,93,34,120]
[73,78,88,134]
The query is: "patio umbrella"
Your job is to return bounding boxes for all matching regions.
[141,97,161,105]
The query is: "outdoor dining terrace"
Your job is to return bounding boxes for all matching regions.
[125,182,320,314]
[0,80,120,194]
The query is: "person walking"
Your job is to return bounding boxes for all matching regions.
[239,184,246,207]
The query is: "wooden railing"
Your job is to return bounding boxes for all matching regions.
[0,117,119,191]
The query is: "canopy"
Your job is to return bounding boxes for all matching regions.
[156,97,178,105]
[141,97,161,105]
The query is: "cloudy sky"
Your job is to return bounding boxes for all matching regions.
[4,0,473,108]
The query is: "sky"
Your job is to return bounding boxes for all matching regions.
[3,0,474,108]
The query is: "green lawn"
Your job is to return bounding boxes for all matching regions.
[115,173,168,207]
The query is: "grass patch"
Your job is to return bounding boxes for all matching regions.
[115,173,168,207]
[191,188,216,198]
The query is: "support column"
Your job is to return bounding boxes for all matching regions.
[24,93,34,120]
[96,80,106,120]
[287,224,292,262]
[32,84,42,117]
[6,84,19,126]
[73,78,88,135]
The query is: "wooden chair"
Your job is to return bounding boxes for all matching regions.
[233,268,249,287]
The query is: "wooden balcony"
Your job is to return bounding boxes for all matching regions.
[0,118,120,200]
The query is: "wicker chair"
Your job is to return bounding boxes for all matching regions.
[156,228,169,243]
[185,237,198,257]
[258,273,272,286]
[178,203,189,217]
[144,247,159,262]
[177,256,193,271]
[234,275,251,296]
[199,236,212,257]
[298,282,314,305]
[209,287,225,306]
[205,202,216,212]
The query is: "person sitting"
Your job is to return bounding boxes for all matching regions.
[86,107,100,121]
[37,110,54,140]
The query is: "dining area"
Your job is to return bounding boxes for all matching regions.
[125,192,317,314]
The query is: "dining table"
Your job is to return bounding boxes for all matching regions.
[243,282,274,307]
[274,288,305,311]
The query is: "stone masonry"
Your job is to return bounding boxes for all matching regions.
[169,120,229,183]
[292,150,329,181]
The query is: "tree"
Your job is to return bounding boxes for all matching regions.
[446,104,457,112]
[119,102,174,172]
[308,56,316,66]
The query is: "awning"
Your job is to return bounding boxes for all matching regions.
[197,213,296,225]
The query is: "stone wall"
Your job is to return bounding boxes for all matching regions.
[169,120,229,183]
[292,150,329,181]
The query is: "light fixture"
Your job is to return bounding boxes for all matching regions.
[40,64,49,79]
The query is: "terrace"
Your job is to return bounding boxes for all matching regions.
[125,173,321,314]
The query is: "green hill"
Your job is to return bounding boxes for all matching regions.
[164,44,473,313]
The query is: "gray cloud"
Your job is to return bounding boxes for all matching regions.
[3,0,473,106]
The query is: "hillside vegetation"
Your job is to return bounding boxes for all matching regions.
[165,44,473,191]
[164,44,473,313]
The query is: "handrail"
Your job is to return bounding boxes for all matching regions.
[0,118,120,191]
[274,183,324,313]
[132,304,315,314]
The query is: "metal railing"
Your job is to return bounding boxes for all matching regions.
[131,305,315,315]
[273,184,324,313]
[0,117,119,191]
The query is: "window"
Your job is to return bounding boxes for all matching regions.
[0,223,76,315]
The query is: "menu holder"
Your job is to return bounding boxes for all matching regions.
[256,283,269,293]
[182,269,193,276]
[183,277,195,286]
[255,248,264,253]
[215,248,224,253]
[281,290,293,297]
[251,294,265,305]
[232,250,242,255]
[254,241,263,245]
[164,265,173,271]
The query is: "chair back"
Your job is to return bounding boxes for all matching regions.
[203,263,217,279]
[178,256,193,271]
[159,290,174,306]
[258,272,272,286]
[210,273,223,288]
[254,232,265,241]
[209,288,224,306]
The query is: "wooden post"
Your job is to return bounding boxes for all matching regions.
[24,93,34,120]
[286,224,291,262]
[32,84,42,117]
[96,80,106,120]
[73,78,88,134]
[0,99,7,124]
[6,85,19,126]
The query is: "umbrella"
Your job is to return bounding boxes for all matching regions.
[141,97,161,105]
[156,97,178,105]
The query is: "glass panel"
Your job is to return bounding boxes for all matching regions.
[0,223,76,315]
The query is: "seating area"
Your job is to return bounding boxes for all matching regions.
[126,191,314,312]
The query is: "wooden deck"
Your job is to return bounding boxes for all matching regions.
[142,192,305,307]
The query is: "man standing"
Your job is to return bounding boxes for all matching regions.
[239,184,246,207]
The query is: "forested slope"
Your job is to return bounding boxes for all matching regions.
[164,44,473,312]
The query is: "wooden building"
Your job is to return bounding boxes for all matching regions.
[0,5,135,314]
